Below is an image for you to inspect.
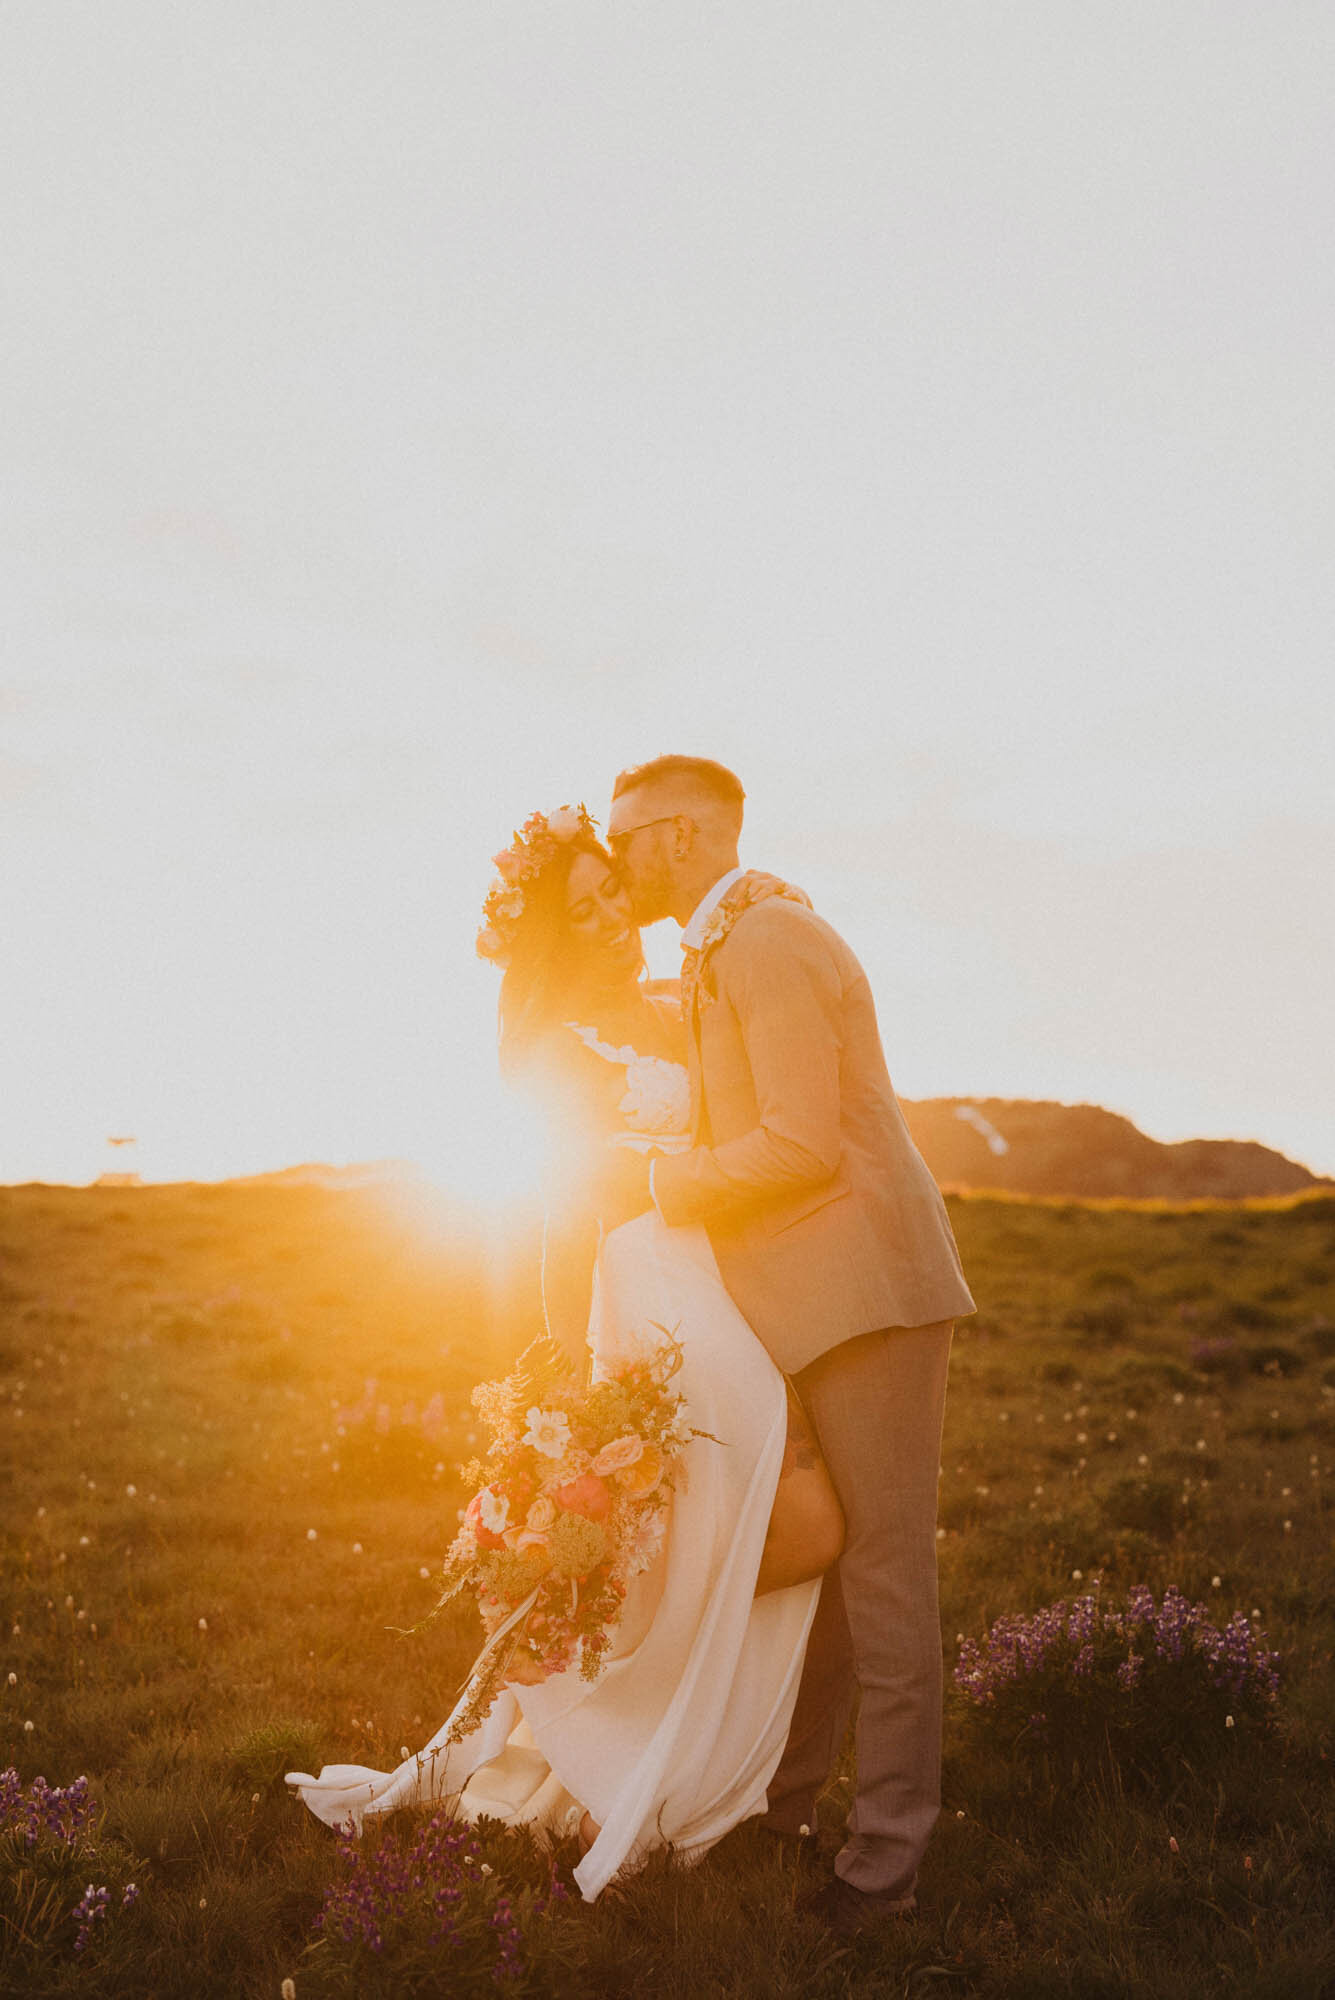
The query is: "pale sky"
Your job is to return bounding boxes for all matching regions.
[3,3,1332,1190]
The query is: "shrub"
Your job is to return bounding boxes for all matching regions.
[229,1721,325,1795]
[953,1586,1280,1786]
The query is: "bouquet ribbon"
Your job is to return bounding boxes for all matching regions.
[443,1584,543,1746]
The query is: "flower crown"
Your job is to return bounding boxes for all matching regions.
[476,803,599,967]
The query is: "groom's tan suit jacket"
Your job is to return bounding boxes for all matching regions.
[652,879,975,1374]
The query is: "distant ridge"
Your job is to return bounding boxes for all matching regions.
[218,1105,1328,1203]
[900,1098,1328,1200]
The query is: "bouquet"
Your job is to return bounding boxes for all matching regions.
[434,1331,696,1743]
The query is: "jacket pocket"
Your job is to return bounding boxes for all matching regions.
[761,1165,852,1236]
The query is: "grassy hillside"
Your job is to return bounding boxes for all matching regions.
[2,1183,1332,1998]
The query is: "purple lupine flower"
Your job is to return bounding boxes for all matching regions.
[954,1587,1280,1712]
[72,1882,110,1954]
[0,1769,98,1850]
[314,1806,567,1978]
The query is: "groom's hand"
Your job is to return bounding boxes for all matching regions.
[596,1146,656,1231]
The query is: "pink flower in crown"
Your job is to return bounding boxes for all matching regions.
[476,801,599,969]
[545,805,585,841]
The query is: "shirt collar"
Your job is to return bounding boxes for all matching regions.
[681,866,745,952]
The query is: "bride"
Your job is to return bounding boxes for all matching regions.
[288,806,844,1900]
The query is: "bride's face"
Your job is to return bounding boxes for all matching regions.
[563,850,641,986]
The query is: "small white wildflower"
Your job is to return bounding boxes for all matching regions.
[199,1896,207,1908]
[480,1861,493,1876]
[799,1823,811,1837]
[306,1529,318,1542]
[1195,1440,1207,1452]
[936,1527,947,1540]
[1137,1454,1149,1467]
[1225,1715,1235,1728]
[23,1720,34,1733]
[956,1809,966,1820]
[1283,1519,1293,1532]
[1169,1836,1180,1853]
[352,1543,363,1555]
[522,1407,572,1459]
[79,1535,90,1546]
[419,1566,430,1579]
[1173,1392,1184,1404]
[252,1793,261,1804]
[1211,1575,1222,1589]
[282,1981,297,2000]
[125,1484,137,1498]
[1071,1569,1083,1582]
[198,1618,208,1633]
[6,1672,15,1686]
[1251,1608,1262,1620]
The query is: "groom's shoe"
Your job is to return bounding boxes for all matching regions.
[800,1874,917,1939]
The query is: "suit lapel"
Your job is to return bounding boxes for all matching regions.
[679,945,705,1139]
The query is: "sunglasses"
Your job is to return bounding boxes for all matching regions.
[607,815,679,857]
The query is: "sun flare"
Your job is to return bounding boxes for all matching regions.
[415,1072,552,1215]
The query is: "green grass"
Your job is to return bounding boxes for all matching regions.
[2,1182,1333,1997]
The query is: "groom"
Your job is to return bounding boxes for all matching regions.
[607,753,975,1936]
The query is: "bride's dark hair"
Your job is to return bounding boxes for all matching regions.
[496,830,619,1077]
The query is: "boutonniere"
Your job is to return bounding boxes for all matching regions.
[696,873,812,965]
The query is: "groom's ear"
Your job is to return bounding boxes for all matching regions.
[671,814,696,859]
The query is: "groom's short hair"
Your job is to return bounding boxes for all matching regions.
[612,755,746,826]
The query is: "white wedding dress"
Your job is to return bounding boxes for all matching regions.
[287,1027,819,1901]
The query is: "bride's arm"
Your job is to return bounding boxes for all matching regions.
[541,1143,656,1368]
[540,1208,600,1373]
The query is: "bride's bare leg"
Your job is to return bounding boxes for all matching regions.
[579,1809,601,1854]
[755,1384,845,1595]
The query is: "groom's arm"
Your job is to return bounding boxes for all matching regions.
[653,904,843,1227]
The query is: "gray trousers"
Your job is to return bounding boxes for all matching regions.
[764,1319,953,1902]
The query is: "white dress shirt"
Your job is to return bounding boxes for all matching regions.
[680,866,745,952]
[650,865,745,1216]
